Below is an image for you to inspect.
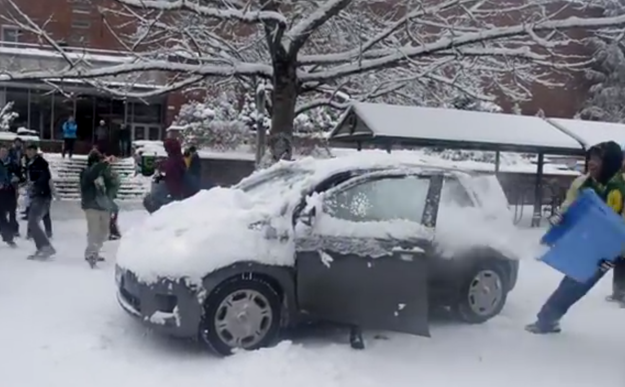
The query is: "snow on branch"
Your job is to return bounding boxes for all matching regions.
[117,0,287,24]
[0,101,18,131]
[285,0,352,53]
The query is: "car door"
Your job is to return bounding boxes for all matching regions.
[294,171,442,337]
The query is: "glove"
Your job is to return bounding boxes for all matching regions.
[599,259,615,272]
[548,211,564,226]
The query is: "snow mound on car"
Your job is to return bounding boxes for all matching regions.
[116,187,295,284]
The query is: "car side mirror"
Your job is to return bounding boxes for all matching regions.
[299,206,317,227]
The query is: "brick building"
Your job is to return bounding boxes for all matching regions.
[0,0,186,153]
[0,0,599,153]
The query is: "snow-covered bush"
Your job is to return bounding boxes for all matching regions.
[175,86,340,156]
[578,1,625,122]
[0,102,18,131]
[293,108,340,133]
[173,97,254,151]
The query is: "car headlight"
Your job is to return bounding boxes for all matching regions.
[115,266,123,287]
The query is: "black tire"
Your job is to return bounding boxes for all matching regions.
[452,261,508,324]
[199,277,282,356]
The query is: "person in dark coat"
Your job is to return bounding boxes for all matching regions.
[0,144,21,247]
[95,120,109,156]
[526,141,625,334]
[161,138,186,200]
[24,144,55,259]
[118,123,131,158]
[7,138,24,236]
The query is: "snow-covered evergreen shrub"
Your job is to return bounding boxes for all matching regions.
[173,97,254,151]
[0,102,18,131]
[579,1,625,122]
[175,87,340,156]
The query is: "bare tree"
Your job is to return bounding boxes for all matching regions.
[1,0,625,160]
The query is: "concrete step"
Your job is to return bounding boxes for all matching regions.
[53,179,147,186]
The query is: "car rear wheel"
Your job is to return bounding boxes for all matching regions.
[199,277,282,356]
[452,262,508,324]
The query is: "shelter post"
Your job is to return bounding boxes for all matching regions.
[494,151,501,174]
[531,153,545,228]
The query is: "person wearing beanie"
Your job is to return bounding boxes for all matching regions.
[24,144,55,259]
[526,141,625,334]
[79,150,119,266]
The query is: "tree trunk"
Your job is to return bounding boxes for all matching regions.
[268,57,298,162]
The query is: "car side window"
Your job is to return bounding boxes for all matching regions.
[440,177,474,208]
[324,176,431,223]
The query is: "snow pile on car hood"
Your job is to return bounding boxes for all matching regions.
[116,187,295,284]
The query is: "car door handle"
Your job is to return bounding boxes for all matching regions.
[392,247,426,261]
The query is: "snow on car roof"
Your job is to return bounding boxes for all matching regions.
[239,151,474,187]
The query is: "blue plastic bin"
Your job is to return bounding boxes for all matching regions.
[539,189,625,283]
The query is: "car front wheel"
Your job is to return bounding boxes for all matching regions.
[452,262,508,324]
[199,277,282,356]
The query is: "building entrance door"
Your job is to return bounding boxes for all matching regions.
[131,123,161,141]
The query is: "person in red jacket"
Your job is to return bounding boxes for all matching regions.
[160,138,186,200]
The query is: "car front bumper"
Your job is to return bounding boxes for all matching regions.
[116,266,203,338]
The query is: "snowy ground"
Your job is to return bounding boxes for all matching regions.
[1,202,624,387]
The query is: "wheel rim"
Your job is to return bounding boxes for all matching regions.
[213,289,273,349]
[467,270,503,316]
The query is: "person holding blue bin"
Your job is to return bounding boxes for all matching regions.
[526,141,625,334]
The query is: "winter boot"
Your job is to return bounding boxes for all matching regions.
[605,294,625,307]
[27,245,56,260]
[85,254,98,268]
[525,321,561,334]
[349,326,365,350]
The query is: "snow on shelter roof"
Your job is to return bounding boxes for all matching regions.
[329,102,584,155]
[547,118,625,149]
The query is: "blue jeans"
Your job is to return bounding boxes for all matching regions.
[537,271,605,325]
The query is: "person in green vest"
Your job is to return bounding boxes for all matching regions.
[526,141,625,334]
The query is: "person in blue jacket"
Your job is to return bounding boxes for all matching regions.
[61,116,77,159]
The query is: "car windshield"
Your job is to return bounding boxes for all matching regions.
[237,168,313,199]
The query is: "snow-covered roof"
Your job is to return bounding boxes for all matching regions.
[0,45,132,64]
[329,102,584,155]
[0,131,39,142]
[547,118,625,149]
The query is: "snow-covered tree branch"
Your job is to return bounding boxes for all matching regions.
[0,102,18,131]
[1,0,625,160]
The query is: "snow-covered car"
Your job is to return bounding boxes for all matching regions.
[115,153,521,356]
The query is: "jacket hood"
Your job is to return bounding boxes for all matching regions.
[593,141,623,185]
[163,138,182,156]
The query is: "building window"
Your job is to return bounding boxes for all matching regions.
[72,3,92,15]
[1,26,20,46]
[71,20,91,29]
